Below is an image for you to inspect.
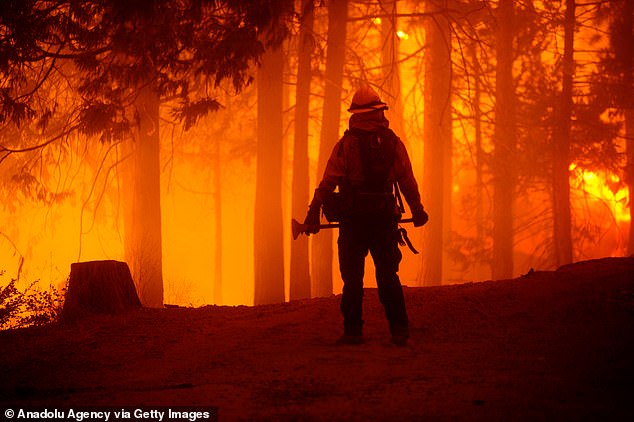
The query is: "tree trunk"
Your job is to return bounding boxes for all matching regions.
[491,0,516,280]
[312,0,348,297]
[552,0,575,266]
[254,43,285,305]
[623,0,634,255]
[421,0,452,286]
[380,0,408,147]
[625,109,634,256]
[62,260,141,321]
[290,0,315,301]
[213,131,223,304]
[123,85,164,307]
[472,44,485,261]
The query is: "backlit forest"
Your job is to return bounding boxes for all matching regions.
[1,0,632,311]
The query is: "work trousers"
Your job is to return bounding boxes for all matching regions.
[337,216,409,336]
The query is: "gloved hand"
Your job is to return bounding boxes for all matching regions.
[303,208,321,235]
[413,208,429,227]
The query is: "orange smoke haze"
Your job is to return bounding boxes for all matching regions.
[1,3,632,307]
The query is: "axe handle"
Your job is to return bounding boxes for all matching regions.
[292,218,414,240]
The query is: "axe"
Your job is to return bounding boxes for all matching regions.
[291,218,414,240]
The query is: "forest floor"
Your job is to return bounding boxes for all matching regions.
[0,257,633,421]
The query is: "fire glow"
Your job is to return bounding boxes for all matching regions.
[570,164,630,223]
[0,1,632,309]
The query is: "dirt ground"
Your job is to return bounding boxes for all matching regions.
[1,257,633,421]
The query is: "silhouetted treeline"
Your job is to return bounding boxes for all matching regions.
[0,0,631,306]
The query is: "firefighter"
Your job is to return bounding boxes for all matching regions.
[304,86,428,345]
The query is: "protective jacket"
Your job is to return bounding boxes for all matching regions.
[309,111,424,218]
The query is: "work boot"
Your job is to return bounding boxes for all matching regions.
[337,333,363,345]
[390,325,409,346]
[390,333,408,346]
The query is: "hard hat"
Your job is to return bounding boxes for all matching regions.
[347,86,388,113]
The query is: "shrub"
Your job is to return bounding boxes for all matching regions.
[0,271,66,330]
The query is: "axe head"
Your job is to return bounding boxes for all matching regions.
[292,218,305,240]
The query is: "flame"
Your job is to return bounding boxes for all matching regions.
[396,30,409,40]
[570,164,630,223]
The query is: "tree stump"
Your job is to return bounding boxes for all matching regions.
[61,260,142,321]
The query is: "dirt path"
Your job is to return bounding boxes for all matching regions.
[1,257,633,420]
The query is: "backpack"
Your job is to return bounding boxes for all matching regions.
[350,126,397,193]
[322,127,400,222]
